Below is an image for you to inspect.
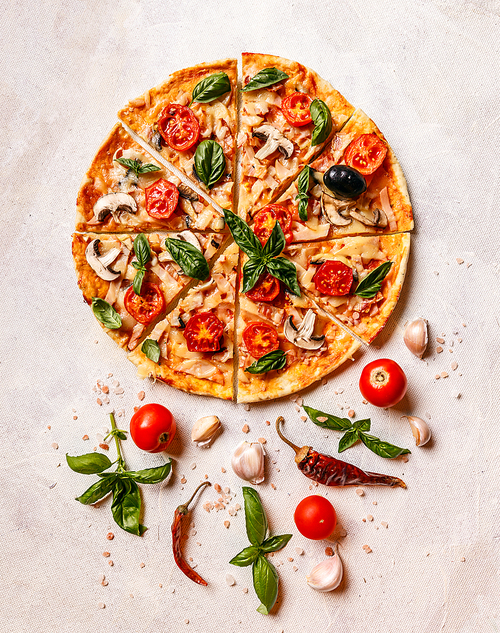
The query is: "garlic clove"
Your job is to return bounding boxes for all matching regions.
[306,550,343,592]
[191,415,222,447]
[403,318,428,359]
[402,416,431,447]
[231,441,265,484]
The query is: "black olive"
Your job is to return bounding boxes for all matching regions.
[323,165,367,199]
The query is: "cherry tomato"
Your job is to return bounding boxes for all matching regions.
[294,496,337,540]
[313,260,354,296]
[145,179,180,219]
[129,403,176,453]
[157,104,200,151]
[183,311,224,352]
[242,321,279,359]
[245,272,281,303]
[281,92,313,127]
[344,133,387,176]
[253,205,293,247]
[124,282,165,324]
[359,358,407,408]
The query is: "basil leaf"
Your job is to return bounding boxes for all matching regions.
[114,157,161,176]
[253,555,279,614]
[126,460,171,484]
[353,418,371,432]
[310,99,332,146]
[164,238,209,281]
[358,432,411,459]
[132,268,145,295]
[133,233,151,267]
[262,217,286,259]
[242,487,268,546]
[296,165,311,221]
[76,474,117,505]
[194,140,225,188]
[354,261,393,298]
[223,208,263,258]
[91,297,122,329]
[242,258,266,294]
[191,71,231,104]
[229,545,261,567]
[141,338,160,363]
[66,452,112,474]
[114,431,128,440]
[303,405,352,431]
[111,478,147,536]
[338,429,359,453]
[138,162,162,174]
[245,350,286,375]
[241,67,289,92]
[260,534,292,554]
[266,257,301,296]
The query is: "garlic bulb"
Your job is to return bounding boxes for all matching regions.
[403,318,428,358]
[231,441,265,484]
[191,415,222,447]
[306,551,343,592]
[402,416,431,446]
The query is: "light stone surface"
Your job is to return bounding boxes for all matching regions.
[1,1,500,632]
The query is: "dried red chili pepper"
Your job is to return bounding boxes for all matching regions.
[276,417,406,488]
[171,481,211,586]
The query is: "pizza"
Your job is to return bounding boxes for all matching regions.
[73,54,413,402]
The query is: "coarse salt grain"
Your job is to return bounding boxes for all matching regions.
[266,420,270,425]
[435,374,441,380]
[456,258,464,264]
[226,573,236,586]
[362,545,372,553]
[316,416,328,422]
[102,552,110,558]
[381,522,388,528]
[453,391,461,398]
[372,501,377,505]
[102,386,109,394]
[51,443,59,449]
[436,337,445,344]
[82,435,89,441]
[242,424,249,433]
[108,561,113,566]
[258,437,266,444]
[367,515,374,522]
[97,398,102,406]
[180,477,187,484]
[325,547,333,556]
[295,547,304,555]
[101,580,108,586]
[98,602,105,609]
[348,409,355,418]
[106,533,114,540]
[356,488,364,496]
[436,347,443,354]
[300,416,307,421]
[137,391,145,401]
[221,467,226,473]
[451,361,458,370]
[224,521,230,528]
[99,443,109,451]
[271,483,276,490]
[190,463,196,470]
[288,557,294,562]
[244,404,251,411]
[441,371,449,378]
[140,563,145,568]
[214,483,222,493]
[114,387,124,395]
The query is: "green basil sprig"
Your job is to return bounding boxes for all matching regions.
[114,157,161,176]
[354,261,392,298]
[66,413,171,535]
[245,350,286,375]
[194,140,225,189]
[165,237,209,281]
[141,338,160,363]
[230,487,291,615]
[310,99,332,146]
[132,233,152,295]
[296,165,312,221]
[190,71,231,105]
[241,67,289,92]
[91,297,122,329]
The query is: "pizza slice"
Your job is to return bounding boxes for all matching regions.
[72,231,224,351]
[127,242,239,401]
[76,123,225,233]
[238,52,354,219]
[284,234,411,344]
[117,59,237,213]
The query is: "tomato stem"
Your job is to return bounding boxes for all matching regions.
[109,412,126,472]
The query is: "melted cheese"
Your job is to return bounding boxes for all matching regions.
[334,237,383,262]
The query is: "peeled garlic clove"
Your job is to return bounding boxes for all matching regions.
[403,318,428,358]
[231,441,265,484]
[191,415,222,447]
[402,416,431,446]
[306,551,343,592]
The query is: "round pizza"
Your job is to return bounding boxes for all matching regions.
[72,53,413,402]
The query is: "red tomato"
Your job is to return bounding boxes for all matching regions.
[145,179,179,219]
[294,496,337,540]
[124,282,165,324]
[281,92,313,126]
[129,404,176,453]
[253,205,293,247]
[313,260,354,296]
[245,272,281,303]
[359,358,407,408]
[183,311,224,352]
[242,321,279,359]
[344,133,387,176]
[157,104,200,151]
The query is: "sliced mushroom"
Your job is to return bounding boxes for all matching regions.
[321,191,353,226]
[93,192,138,223]
[253,125,294,160]
[177,183,199,201]
[284,309,325,350]
[349,208,388,228]
[151,130,163,152]
[159,231,202,262]
[85,239,122,281]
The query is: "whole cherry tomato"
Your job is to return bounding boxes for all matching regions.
[313,260,354,296]
[281,92,313,127]
[145,179,179,219]
[157,104,200,151]
[129,404,176,453]
[124,282,165,324]
[359,358,407,408]
[294,496,337,540]
[344,133,387,176]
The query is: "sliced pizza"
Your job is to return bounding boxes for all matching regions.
[72,231,223,351]
[238,52,354,219]
[127,242,239,401]
[117,59,238,213]
[284,234,411,344]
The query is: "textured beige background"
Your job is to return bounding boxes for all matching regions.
[1,1,500,631]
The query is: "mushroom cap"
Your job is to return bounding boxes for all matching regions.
[93,192,138,222]
[85,239,122,281]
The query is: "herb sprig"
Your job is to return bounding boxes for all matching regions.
[295,165,312,221]
[132,233,152,295]
[114,157,161,176]
[164,237,209,281]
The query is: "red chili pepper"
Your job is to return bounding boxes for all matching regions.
[276,417,406,488]
[171,481,211,586]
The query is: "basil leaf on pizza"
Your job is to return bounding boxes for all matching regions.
[310,99,332,146]
[354,261,392,298]
[132,268,145,295]
[114,157,161,176]
[141,338,161,363]
[165,237,209,281]
[191,71,231,104]
[266,257,300,296]
[241,67,289,92]
[223,208,263,259]
[194,140,225,188]
[91,297,122,329]
[131,234,152,294]
[296,165,311,221]
[242,258,266,294]
[246,350,286,374]
[262,219,286,260]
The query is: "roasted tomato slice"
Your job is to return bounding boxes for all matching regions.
[246,272,281,303]
[145,179,180,219]
[253,204,293,247]
[344,133,387,176]
[281,92,313,127]
[243,321,280,359]
[124,282,165,324]
[183,311,224,353]
[157,104,200,152]
[313,260,354,296]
